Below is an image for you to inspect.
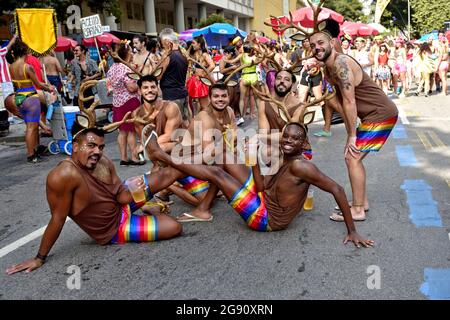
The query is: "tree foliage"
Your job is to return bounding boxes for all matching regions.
[411,0,450,35]
[1,0,122,23]
[196,13,232,29]
[325,0,365,23]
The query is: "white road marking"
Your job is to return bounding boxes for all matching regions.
[397,105,410,125]
[0,218,71,259]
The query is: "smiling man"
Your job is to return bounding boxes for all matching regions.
[141,122,373,247]
[309,31,398,222]
[6,124,182,275]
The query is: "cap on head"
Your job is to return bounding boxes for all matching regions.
[231,36,241,45]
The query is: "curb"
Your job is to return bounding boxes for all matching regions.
[0,134,25,143]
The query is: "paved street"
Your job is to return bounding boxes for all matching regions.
[0,93,449,300]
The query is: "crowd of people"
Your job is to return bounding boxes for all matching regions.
[2,13,449,274]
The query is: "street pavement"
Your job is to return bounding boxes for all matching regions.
[0,92,449,300]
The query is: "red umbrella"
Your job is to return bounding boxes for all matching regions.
[289,6,344,28]
[82,32,121,47]
[341,21,379,37]
[55,36,77,52]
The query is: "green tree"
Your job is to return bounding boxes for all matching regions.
[411,0,450,35]
[373,0,410,36]
[1,0,122,23]
[325,0,365,22]
[196,13,232,29]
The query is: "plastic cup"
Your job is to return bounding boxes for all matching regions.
[245,143,258,166]
[303,189,314,211]
[126,176,146,203]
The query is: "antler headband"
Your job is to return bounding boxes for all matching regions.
[264,0,329,42]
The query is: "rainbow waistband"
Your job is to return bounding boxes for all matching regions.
[177,176,210,195]
[356,116,398,152]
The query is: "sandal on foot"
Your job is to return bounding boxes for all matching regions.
[329,211,366,222]
[176,212,213,223]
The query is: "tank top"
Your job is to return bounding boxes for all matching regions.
[343,54,398,122]
[378,53,389,65]
[263,161,309,230]
[63,159,125,245]
[241,53,257,74]
[159,50,188,100]
[354,50,371,75]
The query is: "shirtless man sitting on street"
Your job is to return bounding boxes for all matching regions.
[6,124,181,275]
[140,121,373,247]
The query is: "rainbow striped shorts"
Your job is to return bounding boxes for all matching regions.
[110,174,158,244]
[177,176,210,196]
[228,170,271,232]
[356,116,398,152]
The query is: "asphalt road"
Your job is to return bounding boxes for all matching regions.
[1,93,449,300]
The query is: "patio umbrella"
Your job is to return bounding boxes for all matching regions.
[341,21,379,37]
[368,22,387,33]
[82,32,121,47]
[418,32,438,42]
[179,29,197,42]
[256,36,270,44]
[289,6,344,28]
[193,23,247,48]
[55,36,77,52]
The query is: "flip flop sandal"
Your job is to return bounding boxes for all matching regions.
[329,211,366,222]
[176,212,214,223]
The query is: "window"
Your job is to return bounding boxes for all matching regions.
[126,2,133,20]
[167,11,174,26]
[133,3,142,20]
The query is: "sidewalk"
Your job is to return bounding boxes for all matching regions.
[0,120,26,144]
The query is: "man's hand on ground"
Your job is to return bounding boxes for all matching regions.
[344,232,374,248]
[6,258,44,275]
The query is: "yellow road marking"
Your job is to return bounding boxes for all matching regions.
[416,130,433,150]
[427,131,446,148]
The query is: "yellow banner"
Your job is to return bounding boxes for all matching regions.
[375,0,391,24]
[15,9,57,56]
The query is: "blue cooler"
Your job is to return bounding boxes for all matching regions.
[48,106,80,155]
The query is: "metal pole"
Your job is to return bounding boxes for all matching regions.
[408,0,411,41]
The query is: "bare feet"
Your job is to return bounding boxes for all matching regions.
[330,206,367,222]
[334,201,369,212]
[142,125,166,163]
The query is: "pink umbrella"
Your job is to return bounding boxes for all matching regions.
[256,36,270,44]
[83,32,121,47]
[55,36,77,52]
[341,21,379,37]
[289,6,344,28]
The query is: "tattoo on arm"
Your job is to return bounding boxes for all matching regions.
[334,57,352,91]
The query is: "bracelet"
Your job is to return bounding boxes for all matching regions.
[35,253,47,262]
